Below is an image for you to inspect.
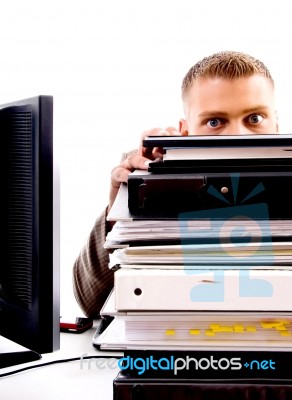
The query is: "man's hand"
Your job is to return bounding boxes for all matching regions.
[108,127,180,212]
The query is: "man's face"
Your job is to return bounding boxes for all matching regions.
[180,75,278,135]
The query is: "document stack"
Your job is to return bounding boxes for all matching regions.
[93,134,292,398]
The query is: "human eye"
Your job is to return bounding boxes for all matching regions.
[247,114,264,125]
[206,118,225,128]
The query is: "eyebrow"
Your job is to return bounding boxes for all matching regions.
[198,106,270,118]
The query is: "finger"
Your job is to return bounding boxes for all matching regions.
[140,127,182,157]
[122,153,152,171]
[140,127,165,141]
[149,128,180,158]
[111,166,131,185]
[111,154,151,184]
[140,124,181,157]
[139,128,165,157]
[151,147,164,159]
[164,126,180,135]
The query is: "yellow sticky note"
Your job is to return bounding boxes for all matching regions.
[280,331,291,337]
[278,320,290,325]
[261,322,273,329]
[220,326,233,333]
[209,324,221,330]
[233,324,244,332]
[276,326,287,331]
[165,329,176,336]
[189,329,200,335]
[246,326,257,332]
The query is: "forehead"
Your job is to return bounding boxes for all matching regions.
[184,75,275,115]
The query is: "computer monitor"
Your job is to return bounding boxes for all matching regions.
[0,95,60,367]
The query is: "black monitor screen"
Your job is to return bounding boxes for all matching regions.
[0,95,60,355]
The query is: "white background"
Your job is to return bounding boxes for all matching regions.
[1,0,291,315]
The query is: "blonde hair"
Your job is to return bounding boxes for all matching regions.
[182,51,274,99]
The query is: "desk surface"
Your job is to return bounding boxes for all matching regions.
[1,321,122,400]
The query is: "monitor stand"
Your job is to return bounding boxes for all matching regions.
[0,335,41,369]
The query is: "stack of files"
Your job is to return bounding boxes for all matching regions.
[127,134,292,218]
[105,219,292,250]
[93,289,292,351]
[93,134,292,354]
[142,134,292,172]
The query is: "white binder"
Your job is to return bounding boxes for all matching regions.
[114,268,292,311]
